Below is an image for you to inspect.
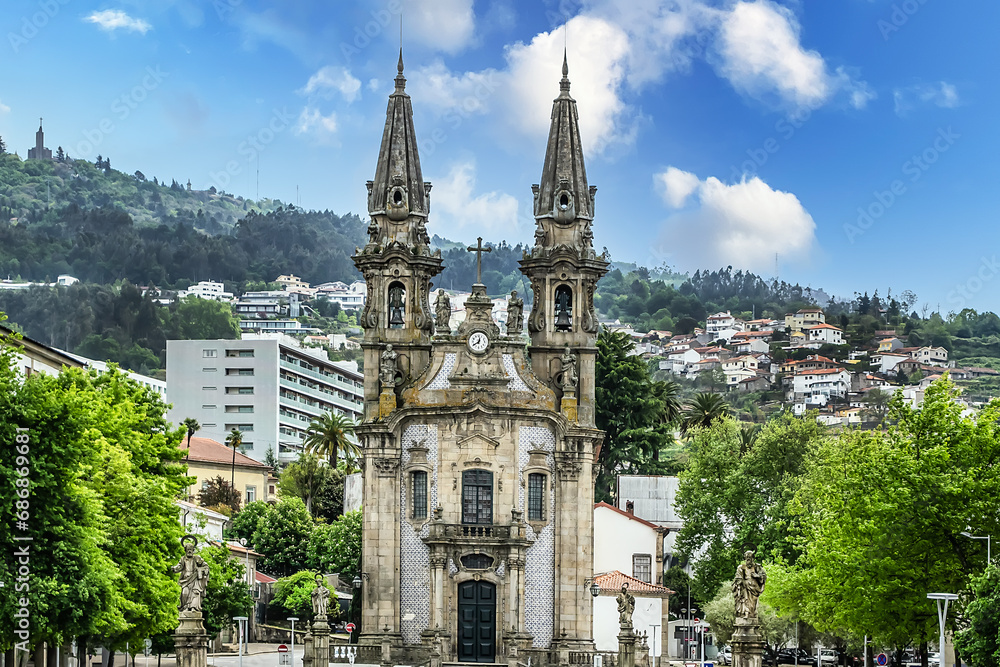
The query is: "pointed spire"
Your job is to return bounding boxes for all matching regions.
[369,51,427,219]
[533,53,592,221]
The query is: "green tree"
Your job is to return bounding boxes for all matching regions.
[231,499,273,544]
[307,510,362,578]
[595,329,677,503]
[254,498,314,577]
[303,411,359,472]
[681,392,730,433]
[183,417,200,455]
[165,295,241,340]
[272,570,335,620]
[279,453,332,515]
[860,388,893,424]
[766,379,1000,650]
[225,428,243,488]
[954,565,1000,667]
[674,413,821,602]
[197,476,242,515]
[200,545,254,636]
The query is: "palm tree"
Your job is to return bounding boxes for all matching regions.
[654,379,683,425]
[738,424,760,457]
[225,428,243,489]
[182,417,200,460]
[681,392,730,433]
[303,411,360,471]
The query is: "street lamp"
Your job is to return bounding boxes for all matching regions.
[927,593,958,667]
[960,531,992,565]
[233,616,249,667]
[288,617,299,667]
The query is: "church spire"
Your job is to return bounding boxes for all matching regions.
[367,49,429,224]
[533,53,593,223]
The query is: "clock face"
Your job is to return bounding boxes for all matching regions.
[468,332,490,353]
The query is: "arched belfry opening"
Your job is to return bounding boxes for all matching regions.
[554,284,573,331]
[388,281,406,328]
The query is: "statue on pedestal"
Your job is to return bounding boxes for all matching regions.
[435,290,451,334]
[172,535,209,612]
[732,550,767,618]
[380,344,398,389]
[616,583,635,627]
[312,573,330,618]
[507,291,524,335]
[560,346,578,392]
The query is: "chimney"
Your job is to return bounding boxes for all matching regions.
[625,500,634,515]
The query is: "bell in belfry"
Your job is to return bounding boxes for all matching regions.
[388,284,405,327]
[554,287,572,331]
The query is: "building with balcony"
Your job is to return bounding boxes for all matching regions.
[165,333,364,464]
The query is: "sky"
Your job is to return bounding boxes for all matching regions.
[1,0,998,314]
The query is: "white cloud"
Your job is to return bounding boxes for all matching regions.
[85,9,151,34]
[656,167,701,208]
[654,168,817,272]
[407,0,476,54]
[894,81,961,117]
[295,106,338,138]
[410,61,500,117]
[0,99,10,114]
[367,78,380,92]
[430,161,520,239]
[301,66,362,103]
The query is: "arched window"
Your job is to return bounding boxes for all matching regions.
[388,281,405,328]
[554,285,573,331]
[462,469,493,525]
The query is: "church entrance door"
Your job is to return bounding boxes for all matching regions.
[457,580,496,663]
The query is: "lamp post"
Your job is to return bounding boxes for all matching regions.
[926,594,958,667]
[233,616,248,667]
[960,531,992,565]
[288,617,299,667]
[650,623,660,667]
[239,538,252,649]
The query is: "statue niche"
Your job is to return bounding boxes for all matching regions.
[554,285,573,331]
[388,282,406,328]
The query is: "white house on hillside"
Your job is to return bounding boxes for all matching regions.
[806,323,843,345]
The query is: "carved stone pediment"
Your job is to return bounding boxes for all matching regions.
[457,433,500,450]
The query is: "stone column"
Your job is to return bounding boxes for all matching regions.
[301,632,314,667]
[311,617,330,667]
[174,612,209,667]
[731,618,765,667]
[618,629,636,667]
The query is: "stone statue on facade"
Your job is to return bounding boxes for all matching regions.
[172,535,210,612]
[312,573,330,617]
[435,289,451,334]
[560,346,578,391]
[367,218,380,245]
[414,218,431,246]
[617,583,635,627]
[533,222,547,254]
[732,550,767,618]
[380,344,398,388]
[507,291,524,334]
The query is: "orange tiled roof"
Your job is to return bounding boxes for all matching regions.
[186,436,271,470]
[593,570,674,597]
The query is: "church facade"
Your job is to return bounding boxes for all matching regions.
[352,52,608,665]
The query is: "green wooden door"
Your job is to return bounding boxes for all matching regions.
[457,580,496,663]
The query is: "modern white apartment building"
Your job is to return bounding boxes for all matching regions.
[178,280,234,301]
[166,333,364,464]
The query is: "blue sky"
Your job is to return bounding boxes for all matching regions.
[1,0,998,314]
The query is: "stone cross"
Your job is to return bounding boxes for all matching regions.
[467,236,492,284]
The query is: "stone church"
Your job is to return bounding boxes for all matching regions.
[352,51,608,665]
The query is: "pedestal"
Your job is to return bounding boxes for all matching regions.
[312,617,330,667]
[560,392,578,422]
[174,611,209,667]
[618,626,636,667]
[378,389,397,418]
[731,618,765,667]
[302,631,314,667]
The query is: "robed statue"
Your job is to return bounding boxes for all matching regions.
[732,550,767,618]
[617,583,635,627]
[172,535,210,612]
[312,573,330,617]
[380,344,398,389]
[435,290,451,334]
[507,291,524,335]
[560,346,578,392]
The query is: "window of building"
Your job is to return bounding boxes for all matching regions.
[246,486,256,503]
[225,424,254,432]
[528,473,546,522]
[202,368,217,373]
[411,471,428,520]
[226,368,255,376]
[203,349,217,358]
[225,406,254,413]
[226,349,255,358]
[201,404,217,410]
[226,387,254,395]
[461,469,493,525]
[202,386,217,391]
[633,554,652,584]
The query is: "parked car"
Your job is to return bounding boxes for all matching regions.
[717,647,732,665]
[777,649,817,666]
[819,649,838,665]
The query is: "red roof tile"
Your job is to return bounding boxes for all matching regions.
[186,437,271,470]
[593,570,673,597]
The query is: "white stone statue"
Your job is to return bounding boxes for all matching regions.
[732,550,767,618]
[312,573,330,617]
[172,535,210,612]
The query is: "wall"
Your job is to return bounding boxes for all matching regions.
[594,506,659,577]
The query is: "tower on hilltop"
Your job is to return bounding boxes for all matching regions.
[27,118,52,160]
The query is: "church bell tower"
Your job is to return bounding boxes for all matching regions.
[520,53,609,427]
